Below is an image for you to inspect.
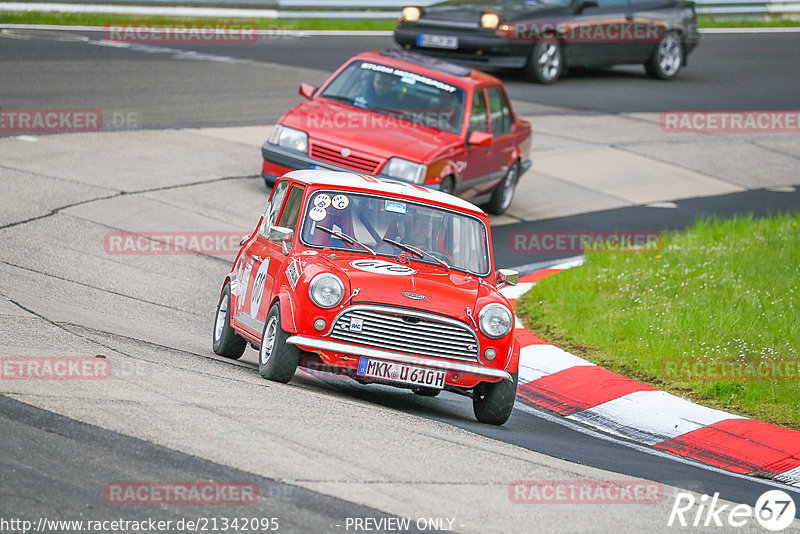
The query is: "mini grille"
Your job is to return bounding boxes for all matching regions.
[329,307,478,361]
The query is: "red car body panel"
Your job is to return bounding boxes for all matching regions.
[262,50,532,209]
[222,170,520,392]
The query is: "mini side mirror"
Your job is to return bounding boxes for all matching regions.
[468,130,493,147]
[497,268,519,288]
[269,226,294,255]
[239,234,250,247]
[299,82,316,99]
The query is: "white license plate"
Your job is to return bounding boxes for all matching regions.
[357,357,446,389]
[417,34,458,50]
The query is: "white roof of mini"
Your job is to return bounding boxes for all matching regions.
[283,170,485,215]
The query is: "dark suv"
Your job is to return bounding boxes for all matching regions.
[394,0,700,83]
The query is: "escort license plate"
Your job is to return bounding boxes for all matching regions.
[357,357,446,389]
[417,34,458,49]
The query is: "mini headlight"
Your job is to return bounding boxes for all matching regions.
[384,158,426,184]
[309,274,344,309]
[481,12,500,29]
[478,303,512,339]
[268,125,308,154]
[402,6,421,21]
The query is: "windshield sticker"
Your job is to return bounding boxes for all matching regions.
[309,207,327,221]
[331,194,350,209]
[350,259,417,276]
[385,200,407,214]
[313,194,331,209]
[359,62,457,93]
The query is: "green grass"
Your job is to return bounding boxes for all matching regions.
[0,12,398,30]
[517,214,800,429]
[697,16,800,27]
[1,11,797,29]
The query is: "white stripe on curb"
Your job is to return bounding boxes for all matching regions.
[518,344,594,383]
[567,389,746,445]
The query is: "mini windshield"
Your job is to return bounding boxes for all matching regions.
[300,190,490,276]
[319,60,466,135]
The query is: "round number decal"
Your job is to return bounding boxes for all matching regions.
[313,194,331,209]
[350,259,417,276]
[250,259,270,318]
[309,207,327,221]
[332,195,350,209]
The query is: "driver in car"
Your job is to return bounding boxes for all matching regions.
[365,72,402,109]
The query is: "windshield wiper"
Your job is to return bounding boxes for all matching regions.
[383,238,450,271]
[317,226,376,256]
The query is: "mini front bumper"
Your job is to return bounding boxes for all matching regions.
[286,336,513,382]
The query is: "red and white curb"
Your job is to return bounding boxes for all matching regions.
[501,258,800,488]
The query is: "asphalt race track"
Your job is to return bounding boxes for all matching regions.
[1,28,800,533]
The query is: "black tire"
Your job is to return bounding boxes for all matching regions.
[473,371,518,425]
[412,386,441,397]
[524,40,563,84]
[486,161,519,215]
[263,173,276,189]
[645,32,683,80]
[439,176,454,196]
[258,303,300,383]
[212,283,247,360]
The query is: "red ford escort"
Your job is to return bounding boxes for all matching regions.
[214,170,521,425]
[261,49,532,215]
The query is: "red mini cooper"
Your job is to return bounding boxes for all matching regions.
[213,170,521,424]
[261,49,532,215]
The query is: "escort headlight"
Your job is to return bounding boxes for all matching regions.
[309,273,344,309]
[402,6,421,21]
[478,303,513,339]
[384,158,426,184]
[268,125,308,154]
[481,13,500,29]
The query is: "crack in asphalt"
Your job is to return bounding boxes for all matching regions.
[0,259,195,314]
[0,172,259,232]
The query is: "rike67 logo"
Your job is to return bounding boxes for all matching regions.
[668,489,796,531]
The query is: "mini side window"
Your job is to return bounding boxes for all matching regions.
[276,186,305,232]
[259,181,289,238]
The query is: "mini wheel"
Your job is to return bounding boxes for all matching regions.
[258,303,300,383]
[212,283,247,360]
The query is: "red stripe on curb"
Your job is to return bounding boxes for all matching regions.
[515,328,549,346]
[753,456,800,479]
[654,419,800,474]
[519,268,562,284]
[516,365,656,416]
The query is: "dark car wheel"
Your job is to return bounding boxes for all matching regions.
[412,386,441,397]
[212,283,247,360]
[258,303,300,383]
[473,372,518,425]
[524,41,563,84]
[486,161,519,215]
[645,32,683,80]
